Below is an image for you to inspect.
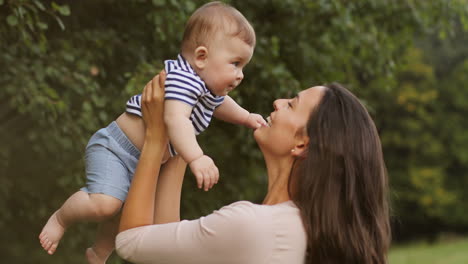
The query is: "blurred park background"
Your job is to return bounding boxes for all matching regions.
[1,0,468,263]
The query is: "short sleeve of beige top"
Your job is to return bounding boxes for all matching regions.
[116,200,307,264]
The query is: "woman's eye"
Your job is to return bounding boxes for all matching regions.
[232,62,240,66]
[288,102,293,108]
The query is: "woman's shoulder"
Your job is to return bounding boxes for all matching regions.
[208,201,259,224]
[217,200,294,212]
[223,200,301,212]
[213,200,303,228]
[209,200,306,261]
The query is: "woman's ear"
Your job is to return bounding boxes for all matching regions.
[194,46,208,70]
[292,136,309,158]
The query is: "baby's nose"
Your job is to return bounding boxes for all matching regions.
[237,70,244,80]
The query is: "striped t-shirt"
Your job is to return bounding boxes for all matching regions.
[126,54,225,156]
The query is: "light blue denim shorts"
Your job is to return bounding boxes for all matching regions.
[80,121,140,202]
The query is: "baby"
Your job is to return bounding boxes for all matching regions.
[39,1,264,263]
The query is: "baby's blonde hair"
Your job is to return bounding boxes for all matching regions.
[181,1,256,56]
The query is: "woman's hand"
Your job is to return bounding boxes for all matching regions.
[118,71,169,233]
[141,71,167,139]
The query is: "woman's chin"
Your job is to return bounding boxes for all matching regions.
[253,126,267,144]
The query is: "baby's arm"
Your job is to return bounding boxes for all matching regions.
[214,95,266,129]
[164,100,202,162]
[164,100,218,191]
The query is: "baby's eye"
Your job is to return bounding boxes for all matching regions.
[232,61,240,66]
[288,102,293,108]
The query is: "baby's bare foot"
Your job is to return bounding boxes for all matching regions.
[85,247,107,264]
[38,210,65,255]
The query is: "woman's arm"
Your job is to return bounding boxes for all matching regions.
[116,201,266,264]
[118,72,168,232]
[153,155,186,224]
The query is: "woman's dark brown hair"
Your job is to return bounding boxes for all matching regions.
[292,83,391,264]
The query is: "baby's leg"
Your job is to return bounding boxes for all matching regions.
[39,191,122,255]
[85,214,120,264]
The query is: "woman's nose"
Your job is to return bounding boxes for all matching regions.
[273,99,285,110]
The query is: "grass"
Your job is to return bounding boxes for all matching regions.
[389,238,468,264]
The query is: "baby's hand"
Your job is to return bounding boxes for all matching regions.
[244,113,267,129]
[189,155,219,191]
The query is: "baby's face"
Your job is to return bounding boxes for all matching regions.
[200,35,254,96]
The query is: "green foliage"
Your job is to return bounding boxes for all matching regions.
[377,19,468,239]
[1,0,467,262]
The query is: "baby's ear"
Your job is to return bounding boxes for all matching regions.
[194,46,208,70]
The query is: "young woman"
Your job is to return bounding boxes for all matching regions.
[116,72,391,264]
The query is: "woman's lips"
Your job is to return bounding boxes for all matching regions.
[266,116,272,127]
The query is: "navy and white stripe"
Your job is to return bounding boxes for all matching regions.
[125,54,225,156]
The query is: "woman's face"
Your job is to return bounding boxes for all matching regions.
[254,86,326,156]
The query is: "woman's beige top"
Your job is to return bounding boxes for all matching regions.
[116,200,306,264]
